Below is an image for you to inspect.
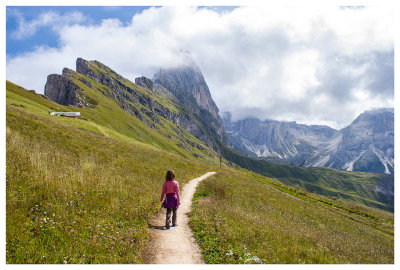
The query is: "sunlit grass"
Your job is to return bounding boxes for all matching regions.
[6,79,394,264]
[6,105,215,263]
[190,169,394,264]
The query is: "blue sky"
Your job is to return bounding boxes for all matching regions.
[5,5,394,129]
[6,6,150,57]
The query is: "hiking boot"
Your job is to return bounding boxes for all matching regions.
[166,222,170,229]
[172,224,178,227]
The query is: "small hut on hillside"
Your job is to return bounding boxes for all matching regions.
[50,112,81,118]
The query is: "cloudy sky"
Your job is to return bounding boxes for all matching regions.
[6,4,394,129]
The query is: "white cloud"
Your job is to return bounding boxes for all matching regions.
[282,49,321,100]
[6,6,394,129]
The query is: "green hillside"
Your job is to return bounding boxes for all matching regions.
[221,145,393,212]
[6,81,393,263]
[6,81,219,263]
[190,169,393,263]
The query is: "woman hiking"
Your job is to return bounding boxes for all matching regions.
[160,170,180,229]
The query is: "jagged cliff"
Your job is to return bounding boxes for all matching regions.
[44,58,229,152]
[45,68,94,107]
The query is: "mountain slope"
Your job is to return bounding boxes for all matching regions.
[6,80,393,264]
[44,59,219,161]
[223,109,394,175]
[45,58,228,155]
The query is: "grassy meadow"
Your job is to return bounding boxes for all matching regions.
[190,169,394,264]
[6,82,218,263]
[6,80,394,264]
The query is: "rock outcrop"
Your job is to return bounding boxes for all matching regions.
[44,68,93,107]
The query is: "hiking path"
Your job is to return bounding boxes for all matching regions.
[144,172,216,264]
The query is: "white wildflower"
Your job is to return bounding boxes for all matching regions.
[226,250,233,256]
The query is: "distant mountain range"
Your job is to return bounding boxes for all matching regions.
[222,108,394,175]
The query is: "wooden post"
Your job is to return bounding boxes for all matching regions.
[219,155,222,168]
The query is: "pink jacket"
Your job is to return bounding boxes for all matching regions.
[160,180,180,203]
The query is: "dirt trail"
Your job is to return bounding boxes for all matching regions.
[144,172,216,264]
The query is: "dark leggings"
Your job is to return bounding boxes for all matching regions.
[166,208,177,226]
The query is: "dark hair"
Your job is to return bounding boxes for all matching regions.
[166,170,175,181]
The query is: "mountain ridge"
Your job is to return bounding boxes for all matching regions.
[45,58,228,153]
[223,108,394,175]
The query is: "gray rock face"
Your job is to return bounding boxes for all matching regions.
[223,108,394,174]
[330,108,394,174]
[44,67,95,107]
[45,74,79,106]
[153,64,230,148]
[154,64,220,118]
[135,76,155,90]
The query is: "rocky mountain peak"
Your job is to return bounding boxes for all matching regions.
[347,108,394,132]
[135,76,156,92]
[76,58,91,75]
[62,67,75,77]
[153,63,230,147]
[153,63,219,119]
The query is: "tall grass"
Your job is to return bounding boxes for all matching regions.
[190,169,394,264]
[6,106,214,263]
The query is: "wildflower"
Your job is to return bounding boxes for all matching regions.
[251,256,262,264]
[63,261,67,264]
[226,250,233,256]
